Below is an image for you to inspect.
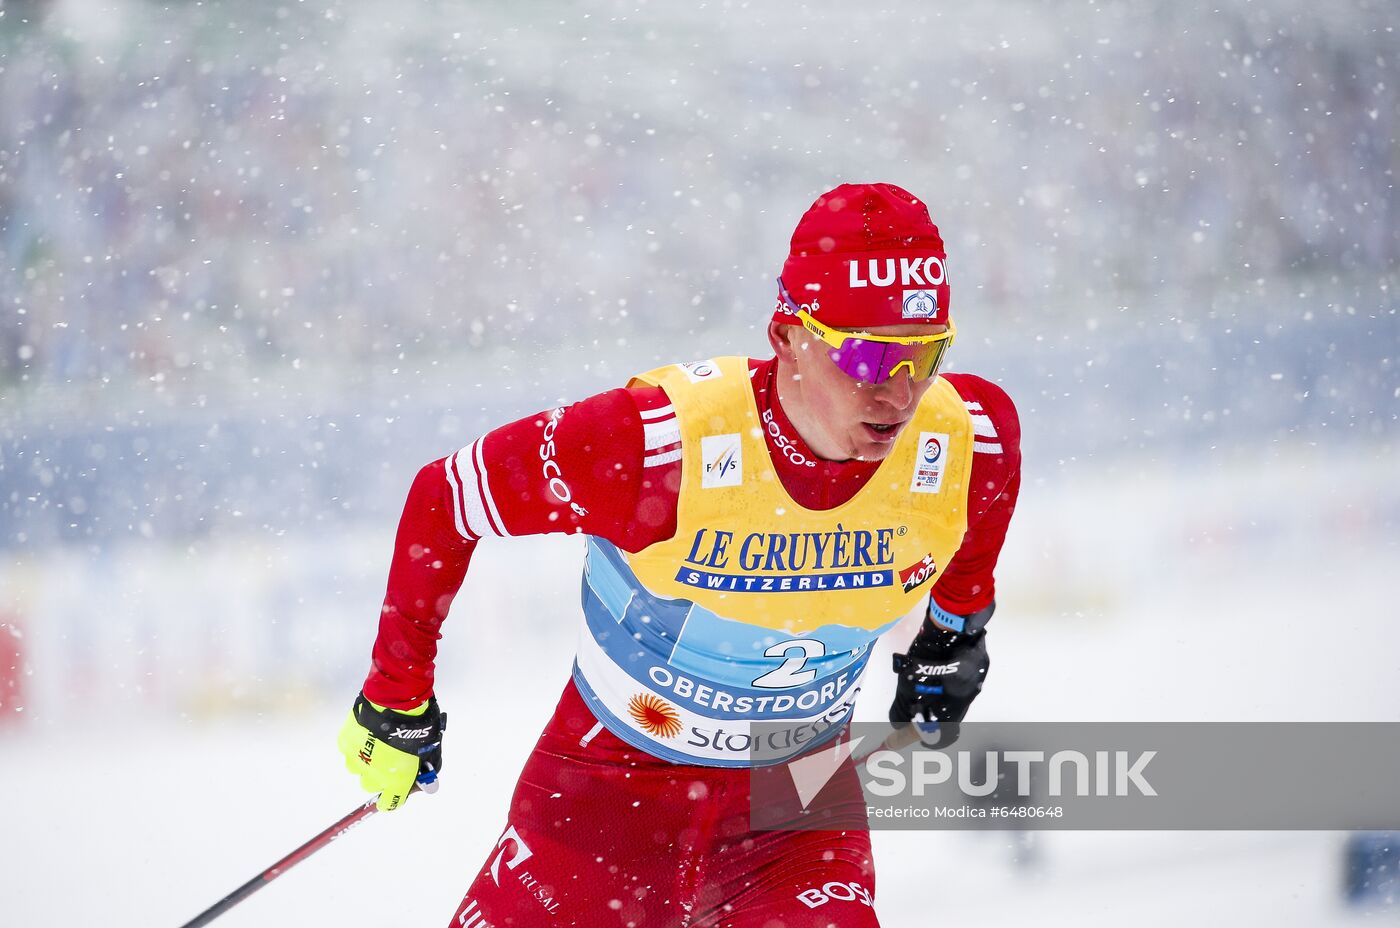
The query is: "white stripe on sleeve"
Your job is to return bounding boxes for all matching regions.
[643,419,681,451]
[443,454,477,541]
[472,437,510,537]
[968,413,998,439]
[644,448,683,468]
[451,439,498,538]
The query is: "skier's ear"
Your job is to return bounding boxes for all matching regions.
[768,320,801,364]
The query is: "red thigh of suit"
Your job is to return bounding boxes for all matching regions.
[448,679,880,928]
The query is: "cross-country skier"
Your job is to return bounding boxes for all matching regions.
[337,182,1021,926]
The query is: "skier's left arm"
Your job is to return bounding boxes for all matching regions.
[889,374,1021,741]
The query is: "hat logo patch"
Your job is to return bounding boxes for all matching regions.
[902,290,939,319]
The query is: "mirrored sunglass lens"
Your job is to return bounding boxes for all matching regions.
[828,332,951,384]
[828,340,880,383]
[874,342,947,383]
[828,345,876,381]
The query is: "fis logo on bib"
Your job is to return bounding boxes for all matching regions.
[910,432,949,494]
[701,434,743,488]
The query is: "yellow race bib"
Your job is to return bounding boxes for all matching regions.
[573,357,974,766]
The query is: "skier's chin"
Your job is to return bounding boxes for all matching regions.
[851,438,898,462]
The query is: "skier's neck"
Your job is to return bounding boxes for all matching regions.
[767,358,853,463]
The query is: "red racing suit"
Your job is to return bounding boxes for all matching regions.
[360,356,1021,926]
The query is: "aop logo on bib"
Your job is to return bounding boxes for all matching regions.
[701,434,743,488]
[910,432,949,494]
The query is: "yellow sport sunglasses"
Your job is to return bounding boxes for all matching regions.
[795,309,956,384]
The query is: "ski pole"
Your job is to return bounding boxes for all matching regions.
[177,785,418,928]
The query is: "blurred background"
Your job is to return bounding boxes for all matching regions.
[0,0,1396,924]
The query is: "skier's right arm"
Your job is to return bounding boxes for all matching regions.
[338,386,667,807]
[888,374,1021,747]
[362,387,661,704]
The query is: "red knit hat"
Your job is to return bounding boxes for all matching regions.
[774,183,950,328]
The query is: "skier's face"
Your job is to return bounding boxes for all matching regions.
[770,320,944,462]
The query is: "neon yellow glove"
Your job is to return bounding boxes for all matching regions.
[336,692,445,811]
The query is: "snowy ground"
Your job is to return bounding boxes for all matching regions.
[2,445,1397,925]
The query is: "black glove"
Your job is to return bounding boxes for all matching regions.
[889,602,993,747]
